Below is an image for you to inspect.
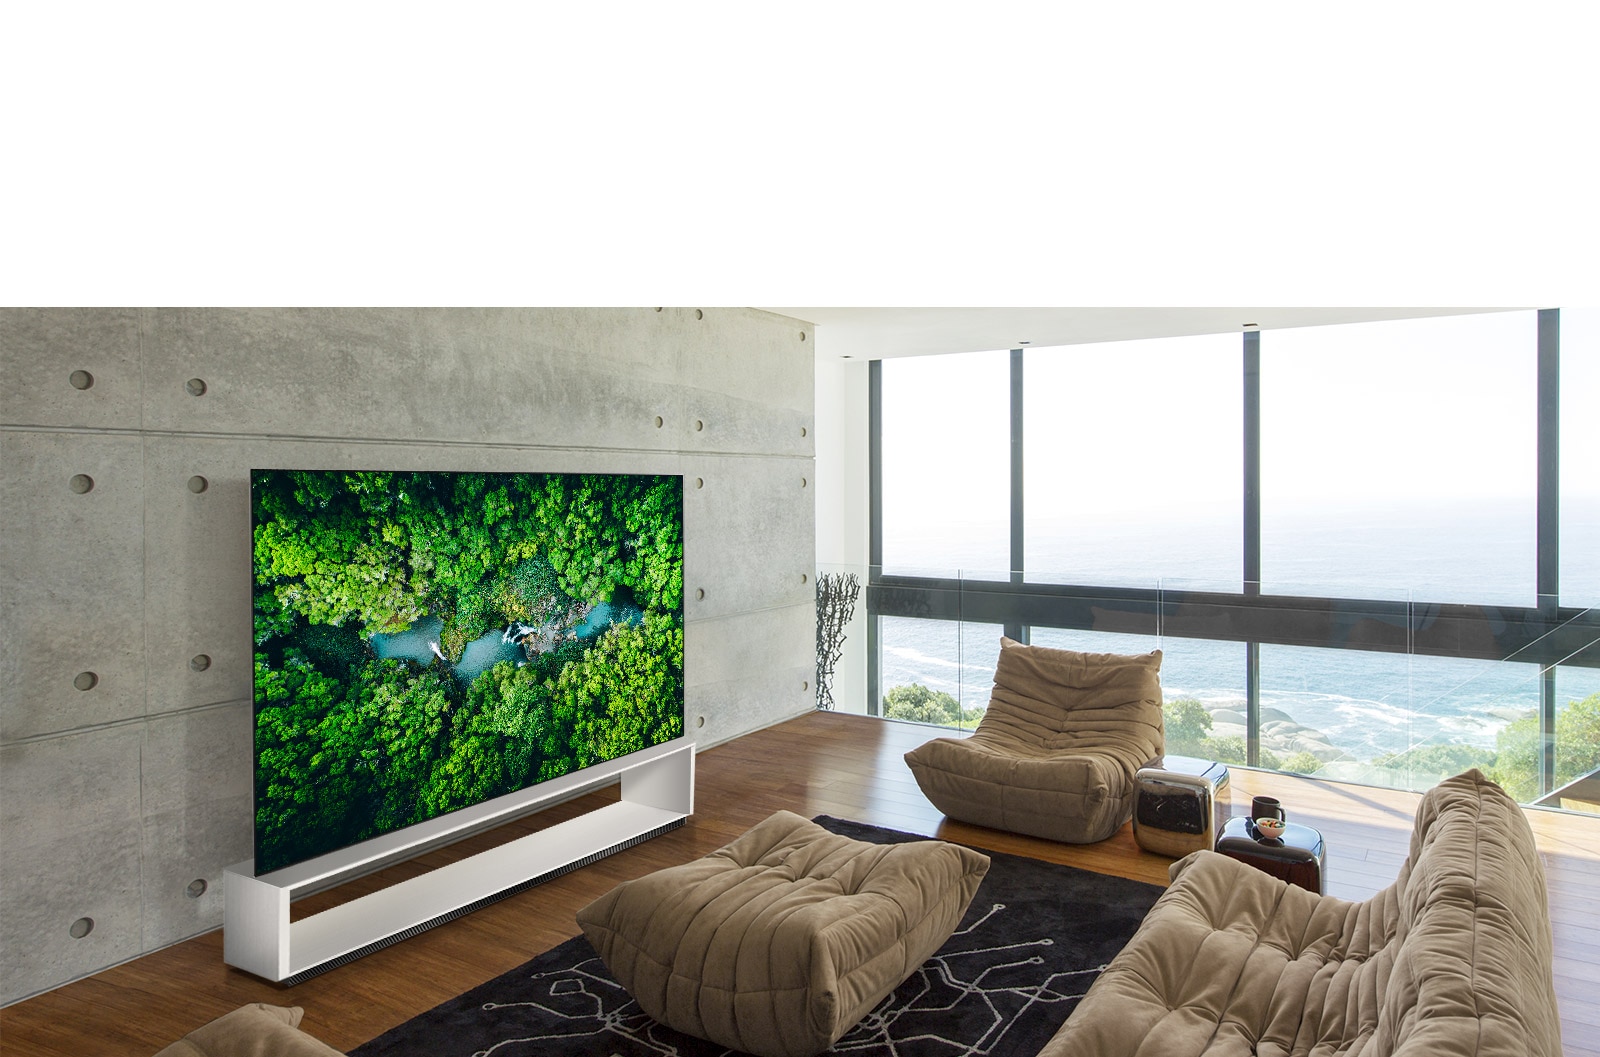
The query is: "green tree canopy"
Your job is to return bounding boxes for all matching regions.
[253,650,367,871]
[1372,743,1495,784]
[550,612,685,773]
[1162,697,1214,752]
[1491,692,1600,802]
[883,683,985,727]
[421,661,554,817]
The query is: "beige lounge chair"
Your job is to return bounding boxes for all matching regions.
[903,638,1164,843]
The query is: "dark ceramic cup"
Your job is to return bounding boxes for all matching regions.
[1251,795,1285,823]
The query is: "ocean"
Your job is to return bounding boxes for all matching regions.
[870,502,1600,763]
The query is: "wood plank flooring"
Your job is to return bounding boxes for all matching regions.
[3,712,1598,1055]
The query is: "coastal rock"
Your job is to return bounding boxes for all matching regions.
[1187,698,1350,764]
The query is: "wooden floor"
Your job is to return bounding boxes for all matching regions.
[4,711,1599,1055]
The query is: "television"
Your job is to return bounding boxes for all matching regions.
[250,469,684,877]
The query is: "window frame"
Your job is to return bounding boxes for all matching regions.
[866,309,1590,798]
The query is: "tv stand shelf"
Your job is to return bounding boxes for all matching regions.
[224,739,694,984]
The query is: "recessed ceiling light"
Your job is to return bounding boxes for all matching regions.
[1243,323,1260,331]
[1017,340,1031,344]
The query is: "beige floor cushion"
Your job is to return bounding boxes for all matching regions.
[905,639,1164,843]
[576,810,991,1057]
[152,1003,343,1057]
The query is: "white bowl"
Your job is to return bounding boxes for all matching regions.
[1255,818,1287,839]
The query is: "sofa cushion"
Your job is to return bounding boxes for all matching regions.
[1040,769,1562,1056]
[576,810,990,1057]
[905,639,1164,843]
[152,1003,343,1057]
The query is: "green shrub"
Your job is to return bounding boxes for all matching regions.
[1490,692,1600,802]
[883,684,984,727]
[1279,751,1324,775]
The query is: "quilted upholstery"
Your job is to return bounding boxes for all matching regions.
[1040,770,1563,1056]
[575,810,990,1057]
[904,638,1165,843]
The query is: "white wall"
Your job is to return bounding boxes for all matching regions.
[813,345,871,713]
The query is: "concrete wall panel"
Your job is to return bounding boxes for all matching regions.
[0,308,144,430]
[673,309,814,459]
[0,824,144,1003]
[0,724,143,836]
[675,389,813,461]
[0,728,144,1003]
[140,795,252,952]
[0,432,147,739]
[138,700,253,950]
[142,439,255,713]
[143,308,694,451]
[685,603,816,746]
[678,309,814,413]
[141,703,253,816]
[683,455,817,622]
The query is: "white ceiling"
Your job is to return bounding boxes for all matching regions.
[761,307,1526,360]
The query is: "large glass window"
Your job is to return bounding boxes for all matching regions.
[1553,661,1600,814]
[878,616,1002,729]
[1561,308,1600,607]
[1261,312,1538,605]
[868,308,1596,811]
[1257,644,1417,779]
[1025,334,1241,587]
[881,350,1010,574]
[1259,643,1542,793]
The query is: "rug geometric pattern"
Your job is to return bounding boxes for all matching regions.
[350,817,1166,1057]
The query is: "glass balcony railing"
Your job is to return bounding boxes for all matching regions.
[1346,603,1600,806]
[816,564,1600,817]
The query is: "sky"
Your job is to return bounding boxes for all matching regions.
[883,311,1541,519]
[881,308,1599,605]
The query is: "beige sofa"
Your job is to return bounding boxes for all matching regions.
[904,639,1165,843]
[1041,769,1563,1056]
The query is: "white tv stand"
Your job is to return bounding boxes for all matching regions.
[224,738,694,984]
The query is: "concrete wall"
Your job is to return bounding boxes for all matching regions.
[0,307,816,1004]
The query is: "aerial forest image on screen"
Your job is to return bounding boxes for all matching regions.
[251,469,684,875]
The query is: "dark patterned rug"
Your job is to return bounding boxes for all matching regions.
[350,817,1165,1057]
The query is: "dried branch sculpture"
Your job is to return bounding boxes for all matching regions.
[815,571,861,711]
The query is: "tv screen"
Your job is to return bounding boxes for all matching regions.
[250,469,684,876]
